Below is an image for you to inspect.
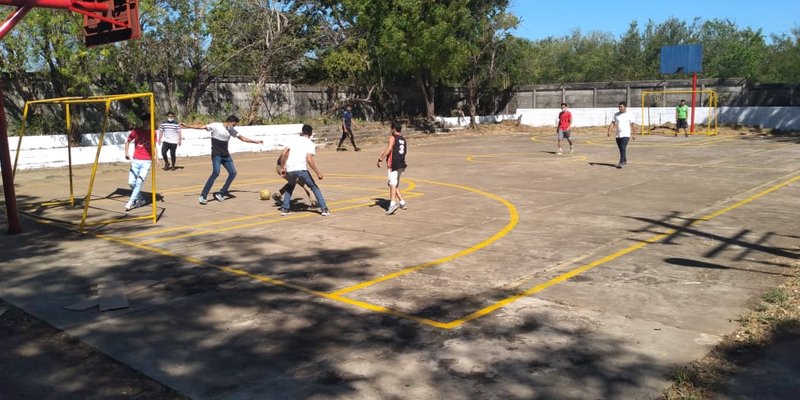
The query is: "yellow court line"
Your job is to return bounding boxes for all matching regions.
[438,172,800,329]
[136,193,422,244]
[94,233,453,329]
[81,172,799,330]
[122,176,417,239]
[581,136,734,147]
[330,179,519,296]
[466,154,588,164]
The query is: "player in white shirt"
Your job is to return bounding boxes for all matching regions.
[607,102,636,169]
[277,124,331,216]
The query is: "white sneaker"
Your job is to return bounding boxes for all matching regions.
[198,196,207,205]
[557,149,562,155]
[124,202,133,212]
[386,204,399,215]
[569,145,574,153]
[214,192,225,202]
[399,201,407,210]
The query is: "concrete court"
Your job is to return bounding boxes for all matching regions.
[1,130,799,399]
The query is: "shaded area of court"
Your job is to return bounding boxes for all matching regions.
[1,130,798,399]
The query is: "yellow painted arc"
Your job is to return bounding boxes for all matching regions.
[331,178,519,296]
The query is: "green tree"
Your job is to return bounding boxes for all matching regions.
[760,27,800,82]
[458,1,519,127]
[696,19,767,80]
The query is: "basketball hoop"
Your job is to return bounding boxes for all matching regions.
[0,0,140,45]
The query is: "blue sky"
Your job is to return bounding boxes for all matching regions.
[509,0,799,41]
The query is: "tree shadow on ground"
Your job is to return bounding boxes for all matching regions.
[0,215,679,399]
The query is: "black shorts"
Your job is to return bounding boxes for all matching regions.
[676,118,688,129]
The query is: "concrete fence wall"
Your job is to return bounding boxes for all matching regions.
[7,123,304,170]
[516,107,800,131]
[5,107,797,171]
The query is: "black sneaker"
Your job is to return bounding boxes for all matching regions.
[280,208,290,216]
[321,209,331,216]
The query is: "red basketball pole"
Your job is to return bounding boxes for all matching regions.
[690,72,697,134]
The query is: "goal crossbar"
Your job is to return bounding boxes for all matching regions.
[12,92,157,233]
[640,89,719,136]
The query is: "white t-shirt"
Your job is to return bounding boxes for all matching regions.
[613,111,635,138]
[284,135,316,172]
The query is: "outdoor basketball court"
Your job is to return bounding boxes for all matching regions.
[1,130,798,398]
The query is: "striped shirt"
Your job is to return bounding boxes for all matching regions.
[158,120,181,144]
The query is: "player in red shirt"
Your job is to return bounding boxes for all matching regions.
[123,114,153,211]
[556,102,574,155]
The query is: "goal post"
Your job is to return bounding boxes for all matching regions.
[12,92,157,233]
[640,89,719,136]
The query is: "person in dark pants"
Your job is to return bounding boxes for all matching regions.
[337,104,360,151]
[157,111,181,170]
[182,115,263,204]
[675,99,689,137]
[278,124,330,216]
[607,102,636,169]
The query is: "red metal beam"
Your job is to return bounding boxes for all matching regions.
[0,0,108,12]
[0,2,32,40]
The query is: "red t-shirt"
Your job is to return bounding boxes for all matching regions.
[128,128,152,160]
[558,110,572,130]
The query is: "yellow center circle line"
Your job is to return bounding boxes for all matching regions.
[330,179,519,296]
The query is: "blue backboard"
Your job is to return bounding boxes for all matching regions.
[660,44,703,74]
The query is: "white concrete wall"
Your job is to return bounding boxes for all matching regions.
[435,114,520,127]
[517,107,800,130]
[7,123,305,170]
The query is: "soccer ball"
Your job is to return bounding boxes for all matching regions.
[259,189,271,200]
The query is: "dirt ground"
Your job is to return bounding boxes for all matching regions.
[1,122,798,399]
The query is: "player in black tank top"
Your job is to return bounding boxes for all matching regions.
[377,121,408,215]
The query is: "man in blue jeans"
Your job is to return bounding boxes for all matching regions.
[182,115,263,204]
[278,124,331,216]
[123,114,153,211]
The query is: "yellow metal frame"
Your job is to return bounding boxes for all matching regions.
[12,93,158,233]
[640,90,719,136]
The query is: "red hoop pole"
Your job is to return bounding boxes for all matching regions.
[0,2,32,40]
[690,72,697,133]
[0,83,23,234]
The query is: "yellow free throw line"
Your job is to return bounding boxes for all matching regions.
[438,172,800,329]
[330,178,519,296]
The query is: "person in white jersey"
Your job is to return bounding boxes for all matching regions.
[607,102,636,169]
[278,124,331,216]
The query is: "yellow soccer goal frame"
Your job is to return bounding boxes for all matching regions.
[12,93,157,233]
[640,89,719,136]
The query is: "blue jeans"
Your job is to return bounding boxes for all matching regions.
[616,137,630,165]
[282,170,327,210]
[201,155,237,198]
[128,159,151,204]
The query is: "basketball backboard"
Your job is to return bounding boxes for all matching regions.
[82,0,140,47]
[660,44,703,75]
